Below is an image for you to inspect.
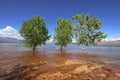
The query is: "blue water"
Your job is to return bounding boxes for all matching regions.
[0,43,120,70]
[0,43,120,58]
[39,43,120,50]
[0,43,120,52]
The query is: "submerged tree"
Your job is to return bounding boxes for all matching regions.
[73,14,106,50]
[20,16,50,50]
[54,18,72,50]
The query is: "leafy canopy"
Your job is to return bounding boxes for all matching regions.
[20,16,50,50]
[73,14,106,48]
[54,18,72,50]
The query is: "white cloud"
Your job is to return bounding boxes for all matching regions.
[0,26,23,39]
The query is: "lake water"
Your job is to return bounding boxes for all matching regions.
[0,43,120,72]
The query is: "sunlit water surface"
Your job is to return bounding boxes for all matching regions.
[0,43,120,72]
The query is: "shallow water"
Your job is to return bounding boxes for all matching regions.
[0,43,120,72]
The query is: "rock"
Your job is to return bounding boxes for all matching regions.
[64,60,83,65]
[30,63,36,65]
[73,64,102,74]
[32,66,39,70]
[89,65,101,71]
[52,72,63,77]
[0,71,7,77]
[6,70,11,74]
[73,65,89,73]
[99,73,107,77]
[115,73,120,77]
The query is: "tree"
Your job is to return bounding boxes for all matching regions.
[20,16,50,50]
[73,13,106,50]
[54,18,72,50]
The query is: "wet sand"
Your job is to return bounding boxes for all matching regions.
[0,50,120,80]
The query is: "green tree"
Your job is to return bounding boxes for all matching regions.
[73,14,106,50]
[20,16,50,50]
[54,18,72,50]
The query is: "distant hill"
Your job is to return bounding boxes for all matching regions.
[99,40,120,45]
[0,37,21,43]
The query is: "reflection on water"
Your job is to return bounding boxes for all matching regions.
[0,43,120,72]
[20,50,74,66]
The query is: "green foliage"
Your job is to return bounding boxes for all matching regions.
[73,14,107,49]
[20,16,50,50]
[54,18,72,50]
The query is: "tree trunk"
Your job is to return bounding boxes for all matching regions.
[60,46,63,51]
[81,44,87,54]
[33,46,36,51]
[82,44,86,50]
[81,44,88,63]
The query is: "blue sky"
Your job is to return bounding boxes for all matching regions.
[0,0,120,39]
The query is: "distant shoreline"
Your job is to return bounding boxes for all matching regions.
[99,40,120,45]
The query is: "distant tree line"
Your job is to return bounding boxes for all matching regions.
[20,13,106,51]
